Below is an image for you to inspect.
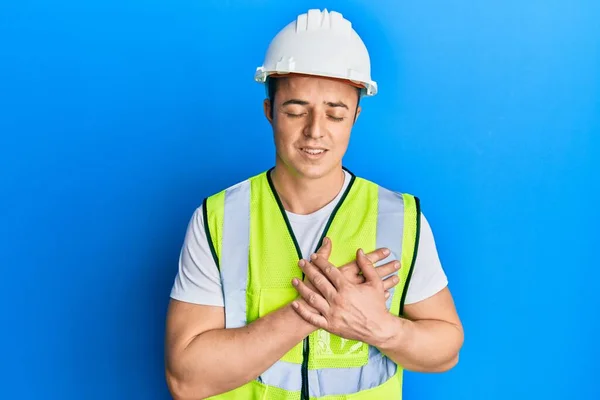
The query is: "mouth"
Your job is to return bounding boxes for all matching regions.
[301,147,327,155]
[299,147,328,159]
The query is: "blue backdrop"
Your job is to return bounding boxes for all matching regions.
[1,0,598,399]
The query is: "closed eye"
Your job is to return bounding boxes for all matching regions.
[328,115,345,122]
[285,112,306,118]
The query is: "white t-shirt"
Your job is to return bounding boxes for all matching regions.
[170,171,448,306]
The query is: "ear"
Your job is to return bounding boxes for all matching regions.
[263,99,273,123]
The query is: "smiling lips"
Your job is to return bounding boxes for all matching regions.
[300,147,328,158]
[302,148,325,154]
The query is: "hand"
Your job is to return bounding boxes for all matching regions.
[335,243,400,300]
[293,238,400,323]
[291,245,396,344]
[294,238,334,316]
[304,238,400,299]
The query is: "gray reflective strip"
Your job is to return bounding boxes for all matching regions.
[259,360,302,391]
[221,180,251,328]
[259,346,397,396]
[377,187,405,310]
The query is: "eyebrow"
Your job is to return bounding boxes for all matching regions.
[281,99,309,106]
[324,101,349,110]
[281,99,349,109]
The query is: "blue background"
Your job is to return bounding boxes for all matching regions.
[1,0,598,398]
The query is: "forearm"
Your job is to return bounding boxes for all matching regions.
[167,303,315,399]
[372,315,464,373]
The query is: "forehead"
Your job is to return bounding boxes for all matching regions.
[274,75,359,101]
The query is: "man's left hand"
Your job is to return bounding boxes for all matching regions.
[291,246,395,345]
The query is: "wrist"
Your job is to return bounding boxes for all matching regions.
[287,299,318,335]
[370,312,409,350]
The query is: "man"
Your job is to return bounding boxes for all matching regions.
[165,9,463,400]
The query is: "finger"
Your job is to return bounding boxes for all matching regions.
[375,260,401,279]
[292,277,330,313]
[364,247,392,265]
[299,259,338,300]
[339,267,364,284]
[356,248,380,283]
[340,247,391,273]
[310,253,347,290]
[316,237,333,259]
[382,274,399,291]
[292,301,329,329]
[293,296,320,314]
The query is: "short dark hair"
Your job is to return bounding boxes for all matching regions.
[267,76,362,117]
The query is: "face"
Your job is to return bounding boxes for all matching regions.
[264,75,361,180]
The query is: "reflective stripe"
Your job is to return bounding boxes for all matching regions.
[221,180,251,328]
[377,187,405,310]
[259,360,302,391]
[259,346,397,396]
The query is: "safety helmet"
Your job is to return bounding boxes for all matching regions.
[255,9,378,97]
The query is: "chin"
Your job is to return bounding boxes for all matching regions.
[291,162,336,180]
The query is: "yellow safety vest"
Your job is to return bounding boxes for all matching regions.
[203,168,420,400]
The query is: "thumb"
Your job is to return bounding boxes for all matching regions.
[316,237,333,259]
[356,248,379,283]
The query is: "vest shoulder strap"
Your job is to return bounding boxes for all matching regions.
[202,172,262,270]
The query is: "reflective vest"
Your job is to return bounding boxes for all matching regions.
[203,168,421,400]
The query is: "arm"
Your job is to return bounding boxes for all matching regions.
[292,214,463,373]
[370,287,464,372]
[165,207,317,399]
[165,243,398,400]
[372,213,463,372]
[292,249,463,374]
[165,299,315,400]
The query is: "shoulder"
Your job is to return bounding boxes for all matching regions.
[350,170,418,197]
[204,170,268,203]
[351,172,420,211]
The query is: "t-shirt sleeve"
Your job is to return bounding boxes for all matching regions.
[170,205,225,307]
[403,212,449,305]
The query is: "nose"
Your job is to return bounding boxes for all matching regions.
[303,112,325,139]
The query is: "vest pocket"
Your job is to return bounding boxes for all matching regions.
[309,329,369,369]
[256,288,369,368]
[258,288,305,364]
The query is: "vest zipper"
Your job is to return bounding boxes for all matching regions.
[301,337,309,400]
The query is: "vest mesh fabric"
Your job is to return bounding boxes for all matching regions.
[307,178,377,370]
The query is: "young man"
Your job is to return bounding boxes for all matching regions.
[165,9,463,400]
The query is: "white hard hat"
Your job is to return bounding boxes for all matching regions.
[255,9,378,96]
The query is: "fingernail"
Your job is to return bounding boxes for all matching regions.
[292,301,299,309]
[292,278,299,286]
[358,249,364,256]
[383,248,390,256]
[324,237,330,245]
[395,262,400,270]
[310,253,318,261]
[298,260,305,267]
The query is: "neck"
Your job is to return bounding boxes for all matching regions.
[270,160,345,215]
